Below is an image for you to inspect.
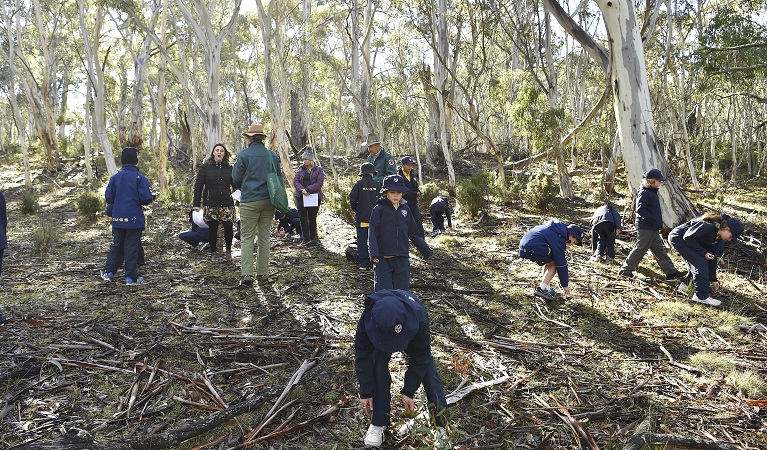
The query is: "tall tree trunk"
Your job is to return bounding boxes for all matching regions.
[127,6,160,148]
[156,0,169,192]
[421,63,443,172]
[545,9,572,200]
[84,82,93,183]
[435,0,456,189]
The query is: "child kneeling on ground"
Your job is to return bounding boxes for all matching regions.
[518,220,583,301]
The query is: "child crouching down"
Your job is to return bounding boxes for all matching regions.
[369,175,432,292]
[669,213,744,307]
[590,203,621,263]
[355,289,450,448]
[518,220,583,301]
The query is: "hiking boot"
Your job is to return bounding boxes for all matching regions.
[126,276,144,285]
[256,274,270,285]
[618,270,634,279]
[101,271,115,281]
[665,271,687,281]
[364,424,386,447]
[240,275,254,286]
[691,295,721,307]
[533,287,555,301]
[677,282,688,294]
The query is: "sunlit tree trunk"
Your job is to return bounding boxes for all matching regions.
[434,0,456,189]
[156,0,169,192]
[545,9,572,199]
[84,83,93,183]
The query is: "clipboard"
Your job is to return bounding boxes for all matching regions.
[303,193,319,207]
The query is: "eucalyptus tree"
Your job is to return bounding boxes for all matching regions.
[544,0,697,225]
[0,0,31,187]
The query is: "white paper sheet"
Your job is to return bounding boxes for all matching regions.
[192,209,209,228]
[303,193,319,207]
[231,189,241,201]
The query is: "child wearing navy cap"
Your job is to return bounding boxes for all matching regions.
[669,213,744,307]
[369,175,432,291]
[350,162,381,269]
[619,168,686,281]
[397,156,424,237]
[355,289,450,448]
[518,220,583,301]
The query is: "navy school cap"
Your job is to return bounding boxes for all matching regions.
[643,168,667,181]
[567,224,584,245]
[364,291,420,353]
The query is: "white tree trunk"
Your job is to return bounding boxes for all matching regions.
[157,0,169,192]
[435,0,456,189]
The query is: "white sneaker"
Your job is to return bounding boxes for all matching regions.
[677,282,688,294]
[589,255,600,262]
[364,424,385,447]
[434,426,452,448]
[691,295,721,307]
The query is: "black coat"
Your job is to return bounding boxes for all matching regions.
[350,176,381,224]
[193,162,235,207]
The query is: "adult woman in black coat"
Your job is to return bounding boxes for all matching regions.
[193,143,236,261]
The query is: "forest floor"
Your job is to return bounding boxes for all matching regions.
[1,155,766,450]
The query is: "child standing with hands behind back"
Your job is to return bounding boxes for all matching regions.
[369,175,432,291]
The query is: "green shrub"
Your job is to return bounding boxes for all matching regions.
[159,184,193,208]
[19,191,39,215]
[419,182,442,209]
[324,176,356,224]
[524,171,558,211]
[456,171,498,218]
[76,191,104,216]
[32,221,58,256]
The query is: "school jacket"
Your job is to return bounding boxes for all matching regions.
[669,220,721,281]
[354,290,432,399]
[232,141,281,203]
[518,220,571,287]
[398,168,420,204]
[635,185,663,230]
[277,209,302,234]
[429,197,452,228]
[104,165,153,230]
[591,204,622,230]
[193,162,235,208]
[0,191,7,250]
[368,199,432,260]
[293,164,325,201]
[367,148,397,182]
[350,176,381,225]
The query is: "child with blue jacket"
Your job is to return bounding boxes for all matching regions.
[355,289,449,447]
[619,169,686,280]
[590,203,622,263]
[369,175,432,291]
[102,147,153,285]
[518,220,583,301]
[273,208,302,239]
[429,196,452,234]
[669,213,744,307]
[350,162,381,269]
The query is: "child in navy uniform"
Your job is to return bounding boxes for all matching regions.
[355,289,450,448]
[669,213,744,307]
[369,175,432,291]
[179,209,210,250]
[429,196,452,234]
[274,208,302,239]
[590,203,622,263]
[398,156,424,237]
[350,162,381,269]
[519,220,583,301]
[102,147,153,285]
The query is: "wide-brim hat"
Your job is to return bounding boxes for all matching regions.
[380,174,409,193]
[567,224,584,246]
[364,133,381,147]
[643,168,667,181]
[359,162,376,176]
[364,292,419,353]
[242,122,267,137]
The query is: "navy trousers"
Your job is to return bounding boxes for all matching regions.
[370,348,449,427]
[431,211,445,232]
[105,228,142,280]
[672,242,713,299]
[357,226,370,269]
[373,256,410,292]
[592,221,616,258]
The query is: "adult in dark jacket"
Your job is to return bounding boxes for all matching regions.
[179,209,210,250]
[193,143,236,261]
[619,169,686,280]
[274,208,302,238]
[355,289,449,447]
[232,123,281,286]
[102,147,153,285]
[369,175,432,292]
[518,220,583,301]
[669,213,744,307]
[364,133,396,182]
[350,162,381,269]
[590,203,622,263]
[429,196,452,234]
[0,190,7,281]
[398,156,424,237]
[293,147,325,246]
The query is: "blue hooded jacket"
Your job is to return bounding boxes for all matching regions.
[635,185,663,230]
[518,220,571,287]
[350,176,381,225]
[669,220,720,256]
[591,204,622,230]
[368,198,432,260]
[104,165,153,229]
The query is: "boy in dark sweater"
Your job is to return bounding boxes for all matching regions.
[429,196,452,234]
[350,162,381,269]
[519,220,583,301]
[590,203,622,263]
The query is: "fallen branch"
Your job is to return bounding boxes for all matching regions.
[659,345,703,376]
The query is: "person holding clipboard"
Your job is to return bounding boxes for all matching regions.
[293,147,325,247]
